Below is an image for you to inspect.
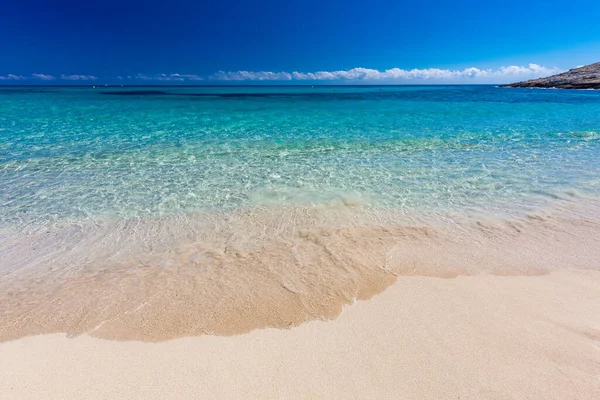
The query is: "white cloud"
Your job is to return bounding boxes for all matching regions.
[495,63,559,76]
[32,73,56,80]
[0,64,564,84]
[171,73,203,81]
[211,70,292,81]
[155,73,182,81]
[210,64,563,83]
[0,74,26,80]
[60,74,98,81]
[135,73,203,81]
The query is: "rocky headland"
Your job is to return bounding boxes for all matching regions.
[502,62,600,89]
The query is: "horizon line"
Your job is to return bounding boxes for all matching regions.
[0,83,507,87]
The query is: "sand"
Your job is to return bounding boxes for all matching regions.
[2,269,599,399]
[3,200,600,342]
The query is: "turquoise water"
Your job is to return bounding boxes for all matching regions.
[1,85,600,226]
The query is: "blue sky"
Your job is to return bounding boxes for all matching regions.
[1,0,599,84]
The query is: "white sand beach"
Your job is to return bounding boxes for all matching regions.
[2,269,599,399]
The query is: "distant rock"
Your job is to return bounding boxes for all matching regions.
[501,62,600,89]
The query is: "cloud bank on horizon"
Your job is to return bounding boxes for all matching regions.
[133,73,204,81]
[0,64,562,83]
[211,64,562,83]
[0,74,98,81]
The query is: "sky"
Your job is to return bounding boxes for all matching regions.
[1,0,600,84]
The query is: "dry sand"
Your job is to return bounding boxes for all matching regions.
[2,269,599,399]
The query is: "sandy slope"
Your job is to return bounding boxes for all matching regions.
[1,269,599,399]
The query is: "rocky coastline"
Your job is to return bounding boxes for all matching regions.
[501,62,600,89]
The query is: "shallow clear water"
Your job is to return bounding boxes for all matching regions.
[1,85,600,226]
[2,85,600,341]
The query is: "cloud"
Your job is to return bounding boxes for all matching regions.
[32,73,56,80]
[0,65,564,84]
[135,73,203,81]
[172,73,203,81]
[210,64,563,83]
[1,73,93,81]
[0,74,26,80]
[211,71,292,81]
[60,74,98,81]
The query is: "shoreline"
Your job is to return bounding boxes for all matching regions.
[2,197,600,342]
[2,269,599,399]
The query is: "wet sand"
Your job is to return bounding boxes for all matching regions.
[2,199,599,341]
[1,269,599,399]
